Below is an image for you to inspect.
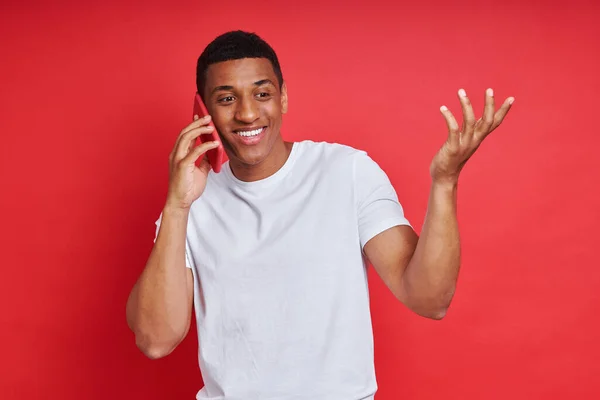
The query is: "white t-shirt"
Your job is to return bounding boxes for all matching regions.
[154,140,411,400]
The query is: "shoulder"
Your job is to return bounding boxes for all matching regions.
[295,139,369,168]
[298,140,386,182]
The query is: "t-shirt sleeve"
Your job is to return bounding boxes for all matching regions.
[154,213,194,269]
[353,151,412,249]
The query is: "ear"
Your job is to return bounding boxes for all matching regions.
[280,82,288,114]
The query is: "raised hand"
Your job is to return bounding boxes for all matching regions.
[430,88,514,185]
[165,114,220,210]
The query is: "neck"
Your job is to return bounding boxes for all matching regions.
[229,139,294,182]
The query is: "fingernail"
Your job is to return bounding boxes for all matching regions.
[458,89,467,97]
[440,105,448,111]
[204,115,211,120]
[193,114,199,120]
[487,88,494,97]
[508,97,515,104]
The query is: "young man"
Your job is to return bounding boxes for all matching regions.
[126,31,514,399]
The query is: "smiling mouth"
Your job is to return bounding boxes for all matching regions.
[234,127,266,137]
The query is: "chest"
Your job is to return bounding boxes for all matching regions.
[185,160,369,338]
[194,170,358,266]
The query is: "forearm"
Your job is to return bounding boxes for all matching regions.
[126,206,192,355]
[403,180,460,318]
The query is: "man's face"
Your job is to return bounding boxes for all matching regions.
[202,57,288,167]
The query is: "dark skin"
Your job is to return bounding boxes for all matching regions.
[177,58,513,320]
[164,58,292,211]
[204,58,292,182]
[126,57,514,360]
[125,58,294,358]
[364,88,514,319]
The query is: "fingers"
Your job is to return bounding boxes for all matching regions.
[181,140,220,167]
[440,105,460,149]
[491,96,515,131]
[457,88,515,139]
[182,114,211,136]
[458,88,476,137]
[471,88,497,141]
[438,88,514,156]
[482,88,495,130]
[173,124,215,162]
[172,114,213,157]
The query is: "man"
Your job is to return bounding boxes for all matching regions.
[126,30,514,399]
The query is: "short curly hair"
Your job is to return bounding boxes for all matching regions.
[196,30,284,98]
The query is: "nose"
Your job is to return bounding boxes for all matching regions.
[234,95,259,123]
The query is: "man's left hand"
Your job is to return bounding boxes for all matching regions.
[430,88,514,185]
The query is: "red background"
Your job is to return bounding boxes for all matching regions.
[1,0,599,399]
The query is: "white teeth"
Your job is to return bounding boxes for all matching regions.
[237,128,263,137]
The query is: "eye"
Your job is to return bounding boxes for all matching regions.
[218,96,235,103]
[256,92,271,99]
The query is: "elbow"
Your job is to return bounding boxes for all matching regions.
[141,346,173,360]
[403,289,455,320]
[421,307,448,320]
[126,304,190,360]
[135,334,179,360]
[133,323,188,360]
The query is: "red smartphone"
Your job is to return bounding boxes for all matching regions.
[193,92,225,173]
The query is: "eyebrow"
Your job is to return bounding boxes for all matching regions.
[254,79,275,87]
[211,79,276,94]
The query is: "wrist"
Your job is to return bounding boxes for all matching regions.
[162,203,191,220]
[431,176,459,191]
[429,178,459,211]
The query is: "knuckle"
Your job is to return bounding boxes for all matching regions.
[447,146,460,157]
[480,122,492,131]
[181,129,193,139]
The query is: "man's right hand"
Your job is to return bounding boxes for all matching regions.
[165,114,220,210]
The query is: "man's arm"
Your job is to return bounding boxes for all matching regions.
[126,113,220,359]
[364,182,458,319]
[364,88,514,320]
[126,207,194,359]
